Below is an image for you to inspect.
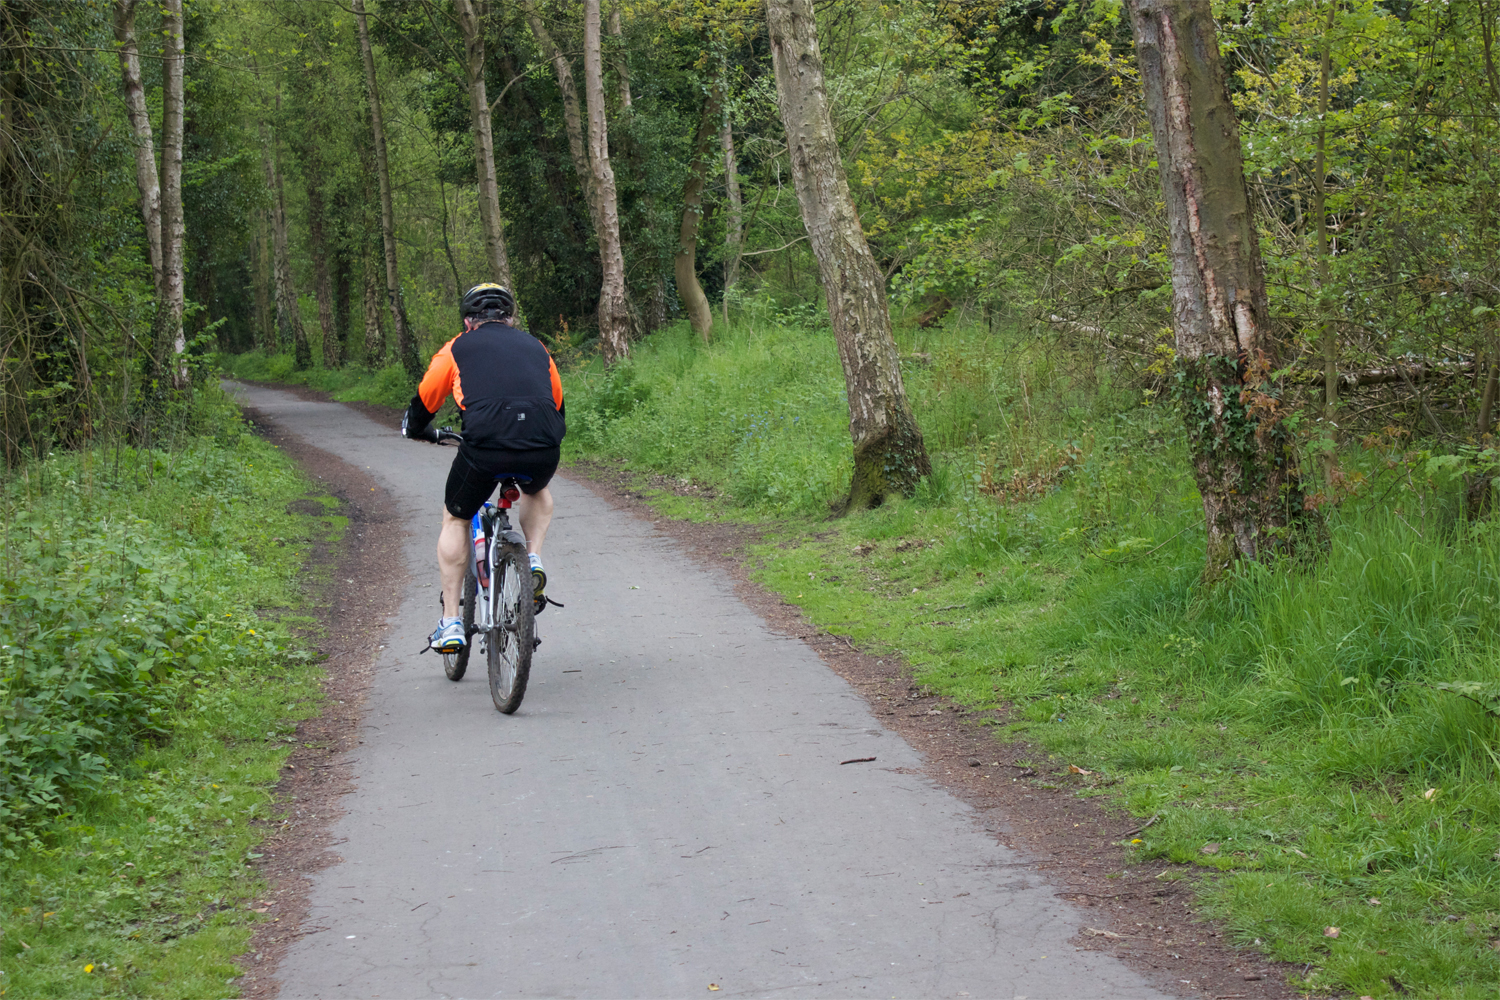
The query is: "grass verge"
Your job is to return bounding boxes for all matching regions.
[562,312,1500,999]
[1,387,336,998]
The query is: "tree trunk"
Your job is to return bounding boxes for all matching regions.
[306,152,339,368]
[584,0,630,364]
[333,239,352,361]
[111,0,162,292]
[266,114,309,369]
[1127,0,1311,582]
[765,0,931,509]
[362,244,386,366]
[354,0,418,378]
[154,0,186,387]
[608,3,631,109]
[524,2,597,226]
[454,0,515,292]
[721,113,743,309]
[676,83,723,342]
[252,208,273,352]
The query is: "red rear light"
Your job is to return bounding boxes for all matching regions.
[502,487,521,503]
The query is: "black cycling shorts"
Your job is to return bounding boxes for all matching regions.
[444,444,559,520]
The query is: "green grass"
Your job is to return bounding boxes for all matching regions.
[1,387,334,997]
[562,308,1500,998]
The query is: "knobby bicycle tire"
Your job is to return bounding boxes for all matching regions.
[443,567,478,681]
[487,541,534,714]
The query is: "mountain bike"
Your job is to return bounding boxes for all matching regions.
[435,427,535,714]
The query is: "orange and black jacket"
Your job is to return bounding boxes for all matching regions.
[404,321,565,451]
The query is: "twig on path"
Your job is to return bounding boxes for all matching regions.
[1121,814,1160,837]
[840,756,876,765]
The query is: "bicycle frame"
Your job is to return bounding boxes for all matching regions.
[468,479,528,636]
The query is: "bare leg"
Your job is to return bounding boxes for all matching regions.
[515,486,554,557]
[438,507,469,619]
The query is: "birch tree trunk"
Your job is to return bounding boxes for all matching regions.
[676,83,723,342]
[584,0,629,363]
[153,0,186,386]
[765,0,931,509]
[454,0,515,291]
[721,114,743,318]
[111,0,161,293]
[354,0,418,378]
[1127,0,1311,582]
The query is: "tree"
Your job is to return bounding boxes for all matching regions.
[582,0,630,363]
[453,0,515,292]
[1126,0,1311,581]
[114,0,187,387]
[765,0,931,510]
[676,82,723,342]
[354,0,419,378]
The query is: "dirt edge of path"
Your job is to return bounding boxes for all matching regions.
[231,400,406,1000]
[226,379,1297,1000]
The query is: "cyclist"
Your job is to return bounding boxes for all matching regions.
[401,283,565,653]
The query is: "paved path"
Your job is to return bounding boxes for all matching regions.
[228,383,1169,1000]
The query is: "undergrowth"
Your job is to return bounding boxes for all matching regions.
[215,351,414,410]
[562,309,1500,998]
[0,385,328,998]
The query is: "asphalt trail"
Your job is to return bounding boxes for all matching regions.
[228,382,1169,1000]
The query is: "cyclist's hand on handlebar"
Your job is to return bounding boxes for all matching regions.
[401,411,440,443]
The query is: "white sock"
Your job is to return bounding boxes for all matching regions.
[529,553,543,570]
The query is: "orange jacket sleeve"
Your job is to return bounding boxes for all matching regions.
[548,351,563,410]
[418,339,459,414]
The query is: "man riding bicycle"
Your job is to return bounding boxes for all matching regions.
[401,283,565,653]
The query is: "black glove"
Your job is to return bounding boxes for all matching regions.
[401,397,439,442]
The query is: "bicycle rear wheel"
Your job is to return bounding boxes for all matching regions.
[487,542,534,714]
[442,567,478,681]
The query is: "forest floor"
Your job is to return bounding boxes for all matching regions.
[235,376,1298,999]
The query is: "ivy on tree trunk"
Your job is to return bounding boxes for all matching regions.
[1128,0,1314,582]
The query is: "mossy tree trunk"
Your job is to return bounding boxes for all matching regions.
[766,0,930,510]
[676,82,722,343]
[1128,0,1312,582]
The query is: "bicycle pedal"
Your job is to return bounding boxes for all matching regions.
[532,636,542,650]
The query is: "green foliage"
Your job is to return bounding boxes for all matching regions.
[0,398,327,997]
[0,403,305,848]
[217,351,416,410]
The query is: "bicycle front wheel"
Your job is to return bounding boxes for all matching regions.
[443,567,477,682]
[487,542,534,714]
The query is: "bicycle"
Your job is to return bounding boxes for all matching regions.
[434,427,536,714]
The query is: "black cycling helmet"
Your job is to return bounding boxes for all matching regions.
[460,282,515,319]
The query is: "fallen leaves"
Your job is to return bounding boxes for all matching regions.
[1423,787,1439,801]
[708,985,720,992]
[1324,926,1341,938]
[1200,843,1220,855]
[1068,764,1093,775]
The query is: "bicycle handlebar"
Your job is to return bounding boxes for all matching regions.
[435,427,463,446]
